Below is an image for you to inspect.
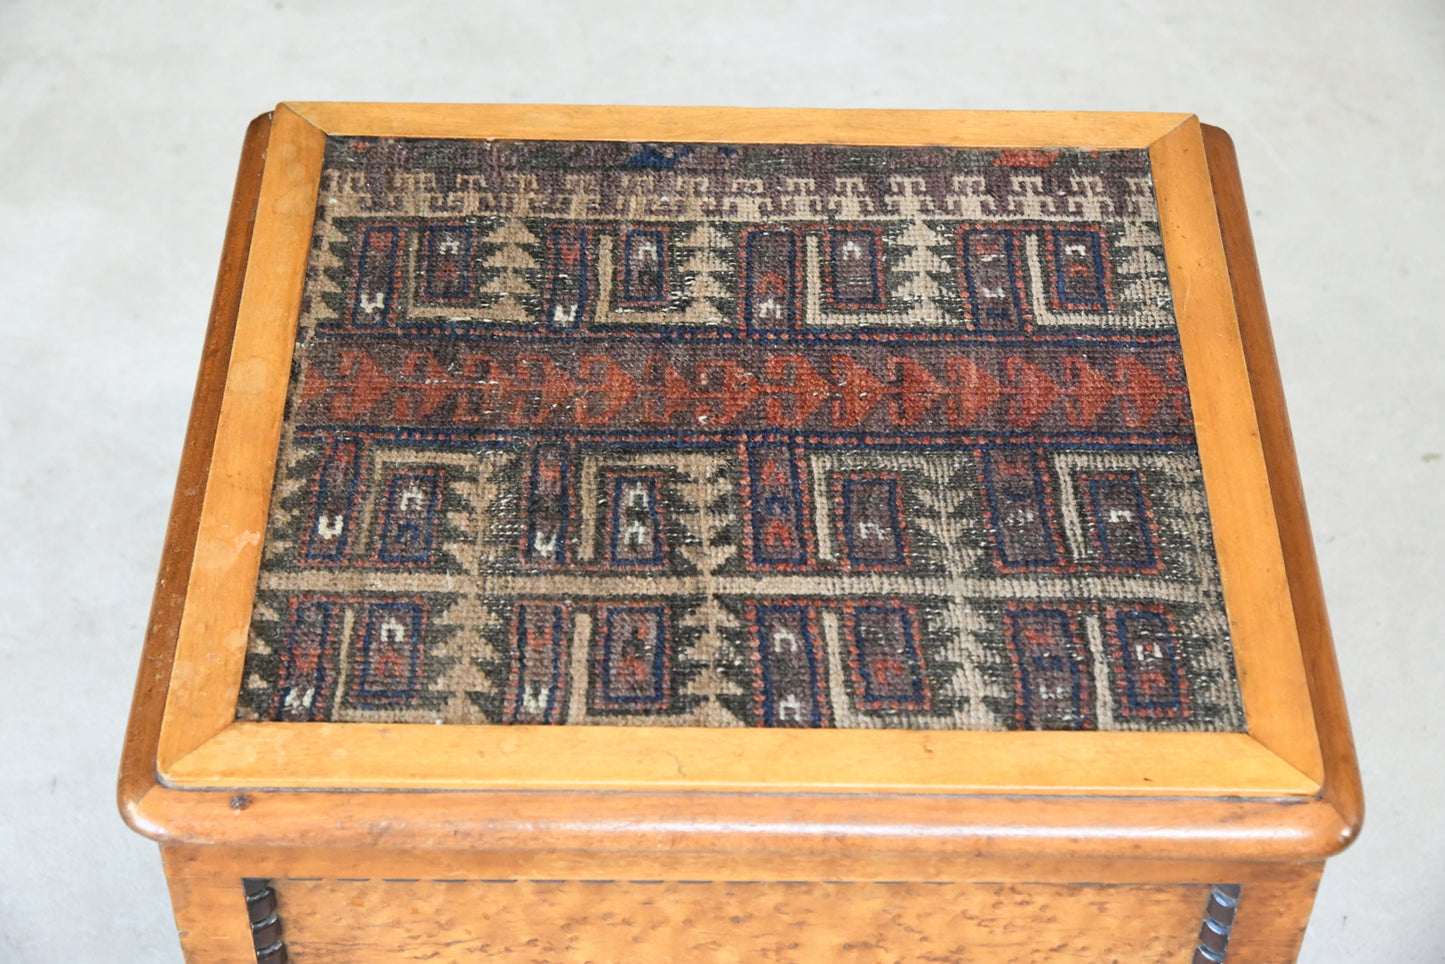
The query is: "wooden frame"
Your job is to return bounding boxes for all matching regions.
[120,106,1360,864]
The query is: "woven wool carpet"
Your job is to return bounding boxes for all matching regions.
[234,137,1245,731]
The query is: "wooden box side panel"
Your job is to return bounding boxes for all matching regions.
[162,873,1319,964]
[160,844,1322,964]
[274,879,1211,964]
[164,871,262,964]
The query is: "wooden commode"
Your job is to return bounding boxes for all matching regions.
[120,103,1361,963]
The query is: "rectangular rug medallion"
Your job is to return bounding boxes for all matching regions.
[234,137,1245,731]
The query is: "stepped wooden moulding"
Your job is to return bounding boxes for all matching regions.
[120,103,1361,964]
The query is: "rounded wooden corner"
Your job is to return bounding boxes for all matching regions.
[1199,122,1236,154]
[1321,761,1365,853]
[247,110,275,139]
[1289,791,1361,859]
[117,769,169,843]
[1322,789,1364,855]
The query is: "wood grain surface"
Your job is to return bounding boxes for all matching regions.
[117,109,271,820]
[163,724,1318,796]
[156,841,1317,890]
[1150,117,1323,784]
[274,878,1212,963]
[1199,122,1365,844]
[155,104,326,773]
[163,865,257,964]
[265,873,1317,964]
[284,102,1191,146]
[158,843,1323,964]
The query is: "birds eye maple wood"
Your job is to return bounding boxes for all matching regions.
[120,103,1361,964]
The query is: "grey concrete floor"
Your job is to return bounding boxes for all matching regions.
[1,1,1441,960]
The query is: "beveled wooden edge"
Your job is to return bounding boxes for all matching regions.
[120,105,1359,861]
[163,725,1314,797]
[1149,119,1324,783]
[284,101,1193,147]
[1199,124,1363,844]
[155,105,326,771]
[119,110,271,824]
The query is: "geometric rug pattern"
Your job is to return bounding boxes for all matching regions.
[235,137,1245,730]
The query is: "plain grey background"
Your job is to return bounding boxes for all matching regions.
[1,1,1441,960]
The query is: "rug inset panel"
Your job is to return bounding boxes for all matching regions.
[234,137,1245,731]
